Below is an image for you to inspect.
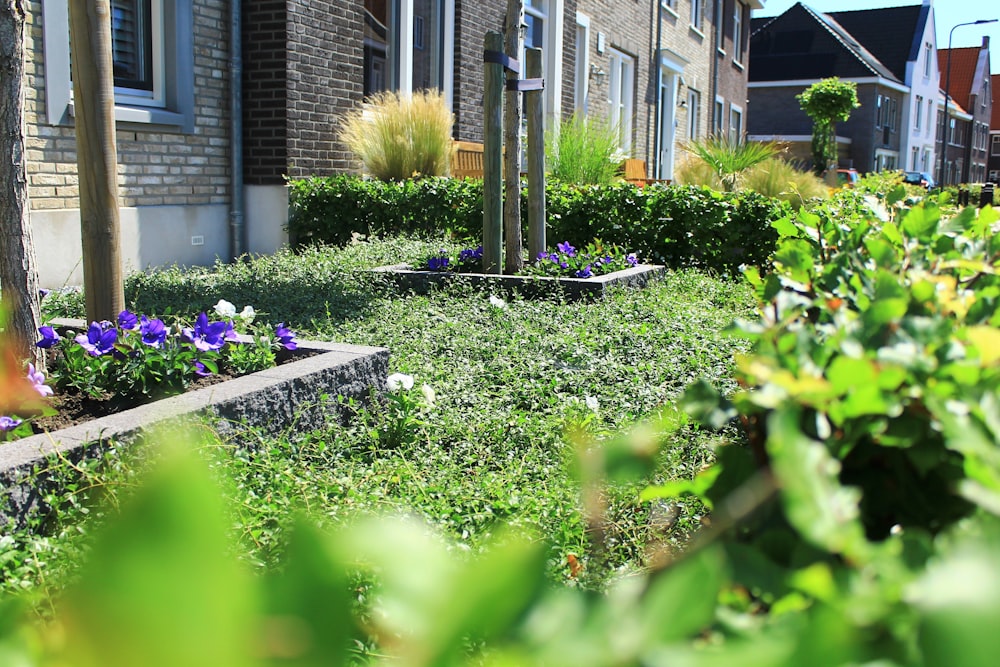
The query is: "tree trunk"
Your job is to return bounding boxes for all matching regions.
[69,0,124,323]
[0,0,42,368]
[503,0,524,274]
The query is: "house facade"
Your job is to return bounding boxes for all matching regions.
[937,38,993,186]
[990,74,1000,183]
[24,0,756,288]
[747,1,939,175]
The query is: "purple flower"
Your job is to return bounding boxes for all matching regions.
[275,323,297,350]
[75,322,118,356]
[536,251,549,261]
[626,253,638,266]
[459,246,483,263]
[36,326,61,349]
[560,262,569,269]
[427,255,450,271]
[194,361,213,377]
[0,416,23,432]
[182,313,234,352]
[139,316,167,347]
[117,310,139,330]
[39,288,50,299]
[26,363,53,397]
[557,242,577,257]
[601,256,613,264]
[575,265,593,278]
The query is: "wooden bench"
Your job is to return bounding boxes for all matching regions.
[451,141,485,179]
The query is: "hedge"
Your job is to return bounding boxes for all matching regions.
[287,176,790,274]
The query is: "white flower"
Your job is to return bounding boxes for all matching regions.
[421,383,436,406]
[238,305,256,324]
[214,299,236,318]
[585,396,600,412]
[489,295,507,309]
[386,373,414,391]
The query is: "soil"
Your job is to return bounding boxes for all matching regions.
[29,348,320,434]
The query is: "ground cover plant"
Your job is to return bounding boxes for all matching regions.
[5,194,1000,664]
[2,238,753,605]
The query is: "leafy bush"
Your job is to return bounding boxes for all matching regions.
[742,157,828,209]
[546,114,623,185]
[680,137,782,192]
[339,90,453,180]
[288,177,790,274]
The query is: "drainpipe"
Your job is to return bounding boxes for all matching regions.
[652,0,663,175]
[229,0,246,261]
[710,0,720,136]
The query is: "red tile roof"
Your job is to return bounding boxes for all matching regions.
[938,46,981,108]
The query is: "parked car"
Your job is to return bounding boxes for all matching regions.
[903,171,935,189]
[836,169,860,188]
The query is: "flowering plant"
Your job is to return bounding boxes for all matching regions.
[524,240,638,279]
[37,301,298,406]
[422,245,484,272]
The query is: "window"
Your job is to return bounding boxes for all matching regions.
[574,13,591,114]
[687,89,701,139]
[914,95,923,130]
[949,118,958,144]
[363,0,453,98]
[729,103,743,143]
[522,0,566,126]
[889,98,897,130]
[608,48,635,152]
[714,96,724,136]
[927,99,933,136]
[992,135,1000,156]
[733,1,744,63]
[912,147,919,170]
[923,42,932,77]
[662,0,678,13]
[691,0,705,31]
[42,0,193,128]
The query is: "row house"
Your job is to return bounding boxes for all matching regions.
[24,0,758,288]
[991,73,1000,183]
[937,38,993,186]
[747,1,940,174]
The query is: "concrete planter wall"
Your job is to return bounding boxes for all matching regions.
[0,331,389,527]
[372,264,665,300]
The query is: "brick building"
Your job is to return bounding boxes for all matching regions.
[990,74,1000,183]
[937,38,992,186]
[748,1,940,175]
[24,0,756,287]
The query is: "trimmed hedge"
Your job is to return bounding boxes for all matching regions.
[288,176,790,274]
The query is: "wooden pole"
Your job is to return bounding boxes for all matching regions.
[503,0,524,274]
[68,0,124,322]
[0,0,42,367]
[525,48,545,263]
[483,31,504,275]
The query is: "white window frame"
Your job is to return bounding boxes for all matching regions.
[911,147,919,170]
[519,0,565,129]
[662,0,679,16]
[687,89,701,139]
[914,95,922,130]
[391,0,455,108]
[923,42,932,78]
[42,0,193,129]
[574,12,591,115]
[729,102,743,143]
[714,95,725,137]
[690,0,705,32]
[608,47,635,152]
[732,1,744,65]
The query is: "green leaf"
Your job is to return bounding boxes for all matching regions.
[640,546,727,644]
[771,216,801,238]
[681,379,737,430]
[825,357,877,395]
[900,204,939,241]
[766,409,870,562]
[640,465,722,508]
[61,433,256,667]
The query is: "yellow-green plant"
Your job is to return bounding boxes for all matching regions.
[546,113,623,185]
[339,90,453,181]
[682,137,782,192]
[674,153,723,189]
[742,157,828,209]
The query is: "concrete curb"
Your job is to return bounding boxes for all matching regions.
[370,263,665,300]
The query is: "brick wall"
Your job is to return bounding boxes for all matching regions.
[453,1,507,142]
[24,0,232,210]
[243,0,288,184]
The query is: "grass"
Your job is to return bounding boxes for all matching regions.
[4,237,754,609]
[546,114,624,185]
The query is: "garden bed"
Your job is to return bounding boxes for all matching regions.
[0,322,389,526]
[371,263,665,300]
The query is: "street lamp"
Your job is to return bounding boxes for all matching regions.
[939,19,998,186]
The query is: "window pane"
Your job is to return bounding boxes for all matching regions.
[111,0,153,92]
[412,0,442,90]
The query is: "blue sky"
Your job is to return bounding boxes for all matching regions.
[753,0,1000,74]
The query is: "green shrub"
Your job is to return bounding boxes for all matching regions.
[742,157,828,209]
[288,177,790,274]
[680,137,782,192]
[546,114,623,185]
[339,90,453,180]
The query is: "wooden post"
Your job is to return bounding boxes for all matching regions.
[525,48,545,263]
[503,0,524,274]
[483,31,504,275]
[68,0,125,322]
[0,0,43,367]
